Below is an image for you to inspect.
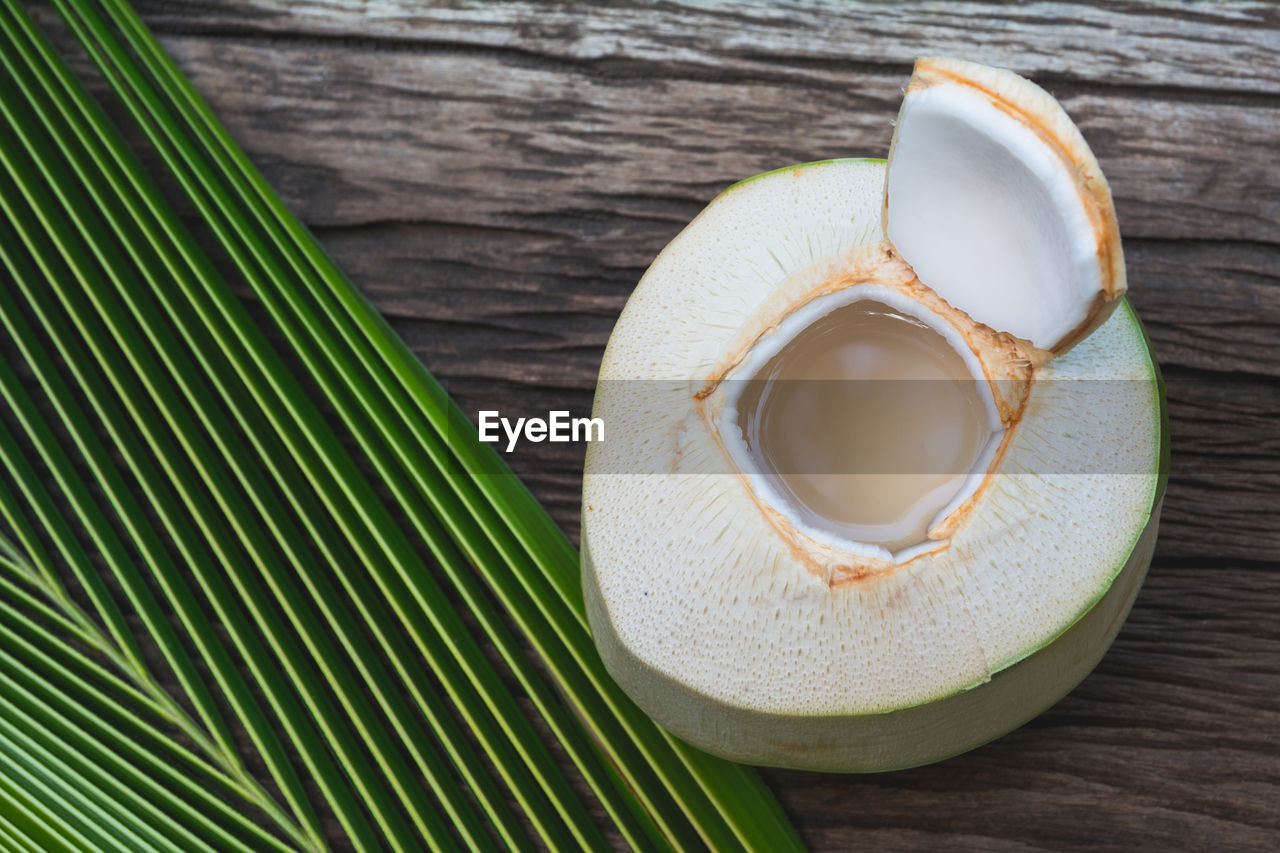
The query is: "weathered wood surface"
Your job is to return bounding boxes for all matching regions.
[54,1,1280,850]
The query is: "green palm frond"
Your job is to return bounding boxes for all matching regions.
[0,0,806,850]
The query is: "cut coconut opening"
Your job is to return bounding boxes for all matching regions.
[721,284,1004,563]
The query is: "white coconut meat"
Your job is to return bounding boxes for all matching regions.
[886,57,1125,355]
[582,59,1165,771]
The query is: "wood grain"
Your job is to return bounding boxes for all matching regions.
[105,36,1280,244]
[40,1,1280,850]
[129,0,1280,95]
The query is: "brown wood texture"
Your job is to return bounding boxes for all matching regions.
[62,1,1280,850]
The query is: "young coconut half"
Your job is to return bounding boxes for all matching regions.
[581,57,1168,772]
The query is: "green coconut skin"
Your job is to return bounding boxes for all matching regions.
[581,159,1167,773]
[584,506,1160,772]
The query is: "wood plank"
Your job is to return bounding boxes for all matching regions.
[119,35,1280,245]
[311,227,1280,381]
[135,0,1280,95]
[1126,242,1280,379]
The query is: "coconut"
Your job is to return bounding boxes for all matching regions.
[581,57,1166,771]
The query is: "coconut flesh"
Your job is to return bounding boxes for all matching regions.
[581,57,1166,771]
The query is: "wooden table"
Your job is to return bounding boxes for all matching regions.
[62,2,1280,850]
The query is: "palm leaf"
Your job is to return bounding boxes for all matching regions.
[0,0,807,850]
